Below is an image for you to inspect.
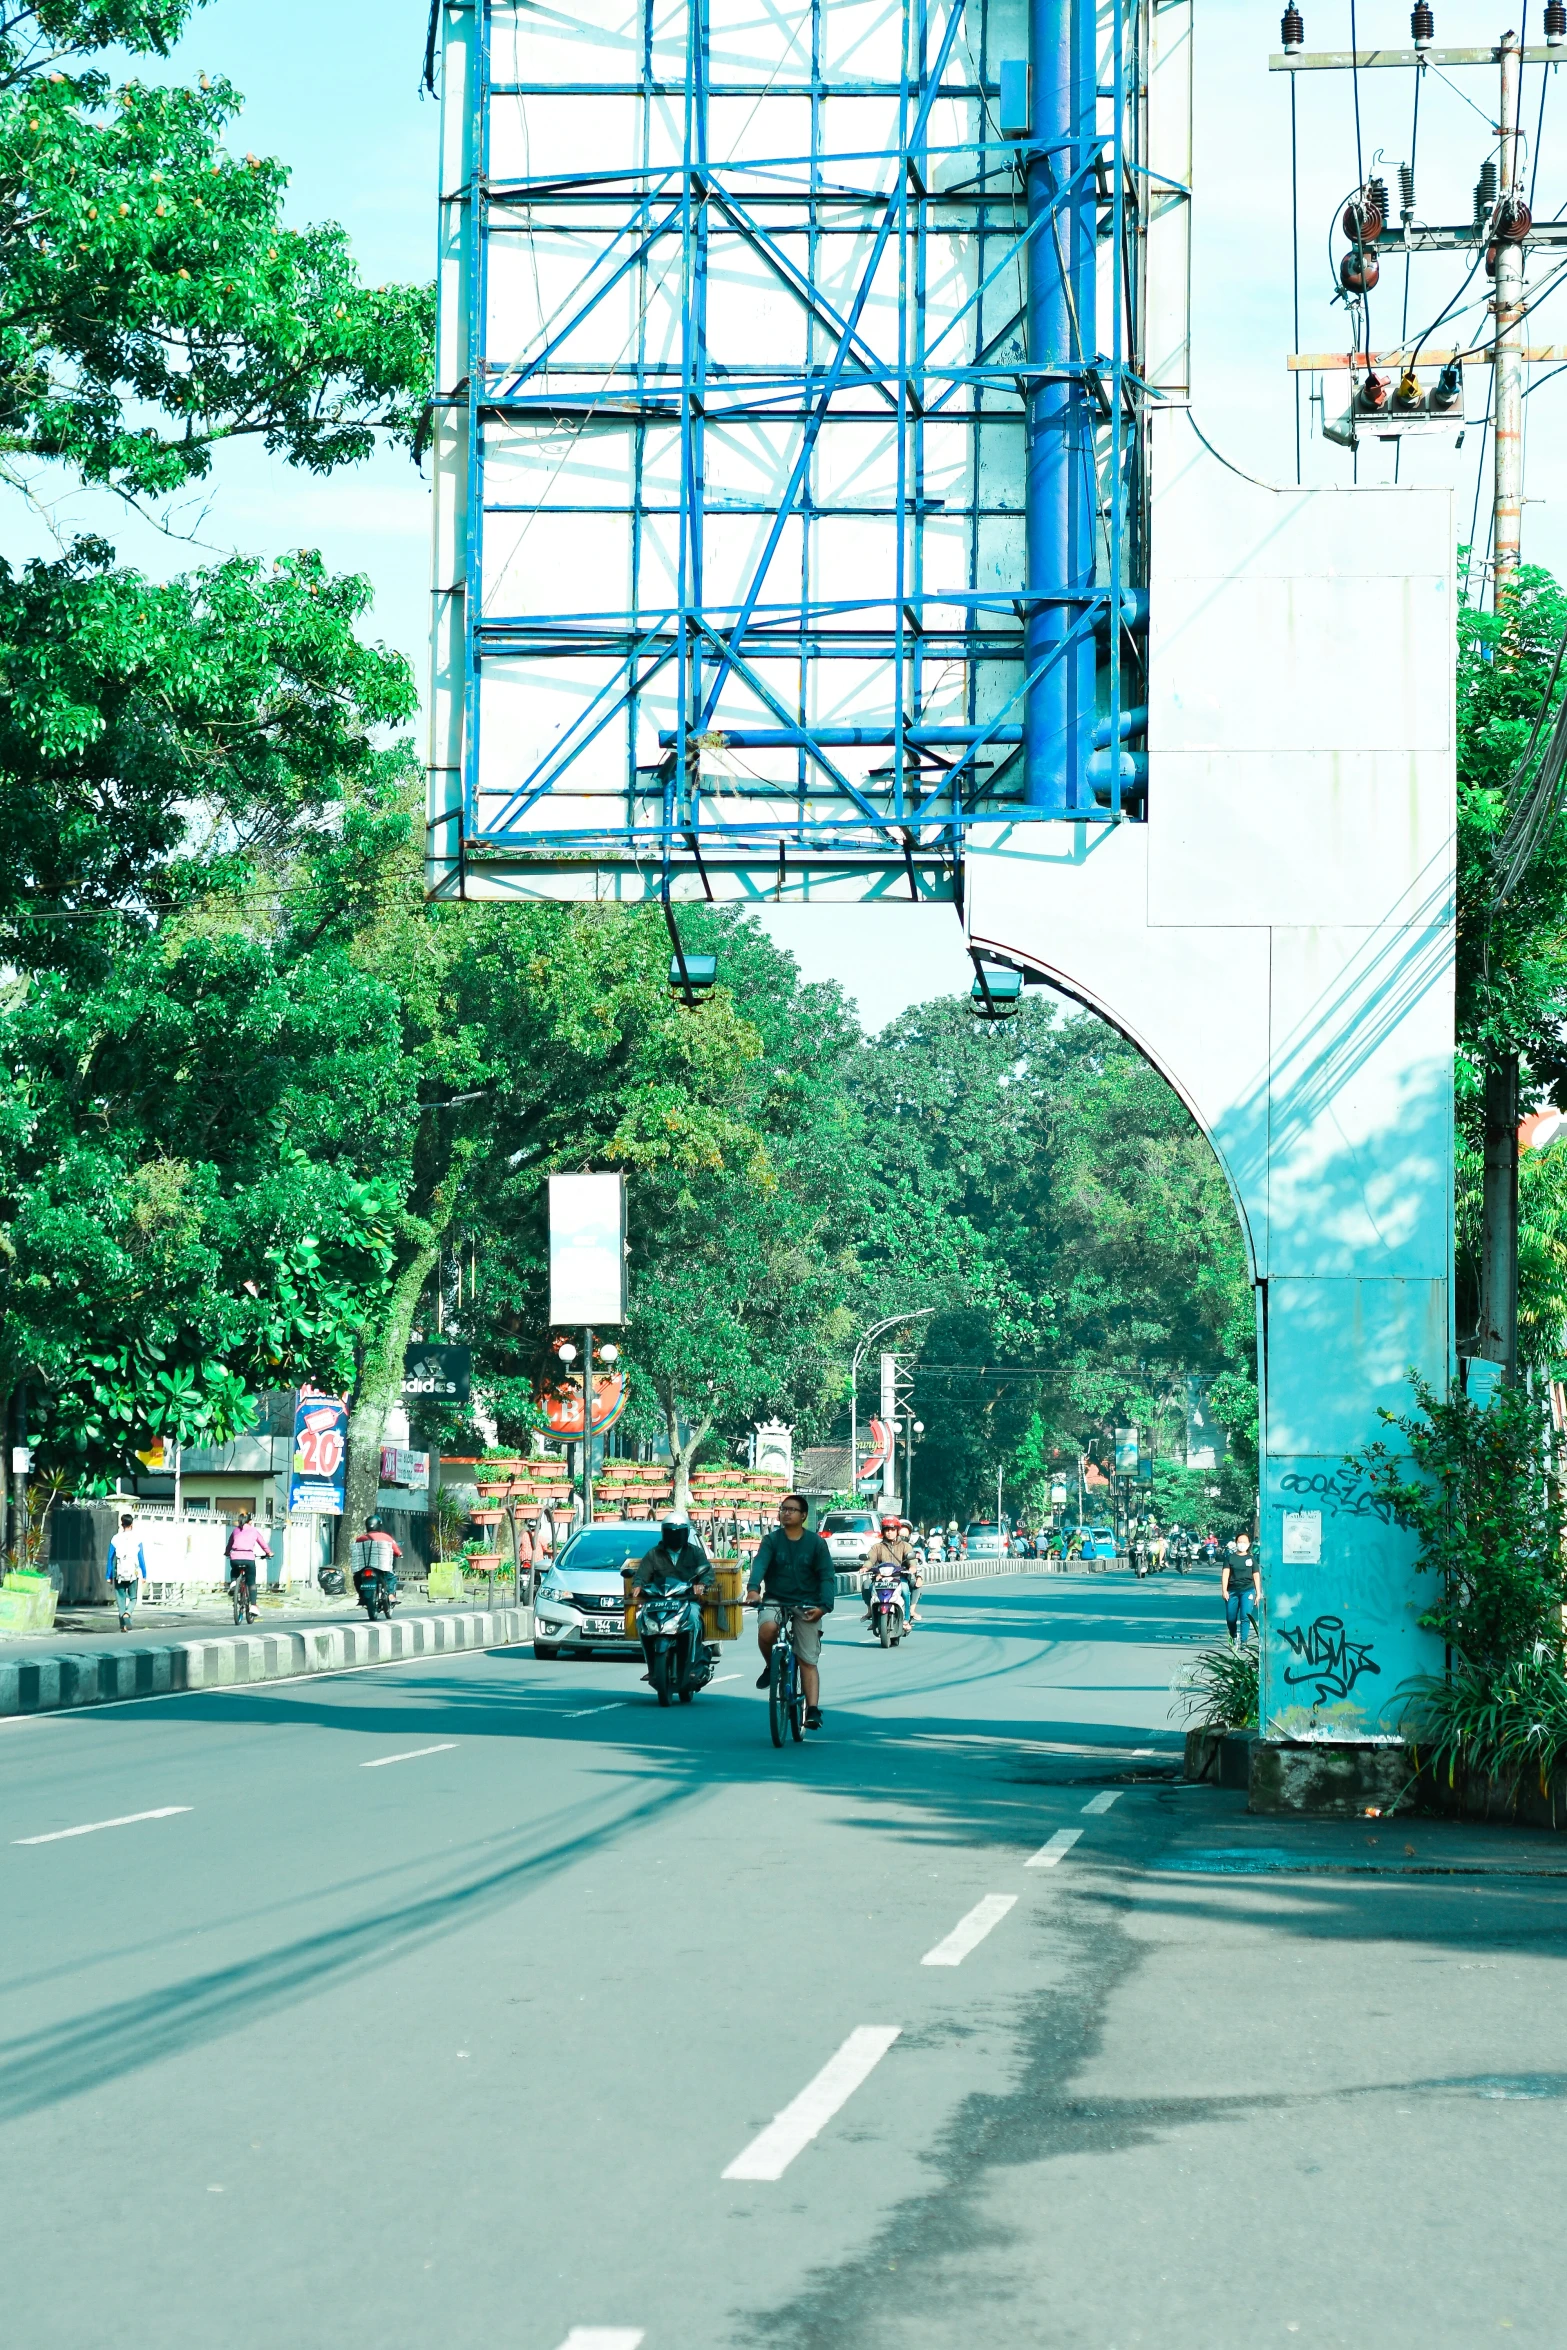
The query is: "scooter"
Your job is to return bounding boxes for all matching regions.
[924,1531,946,1565]
[636,1577,719,1706]
[867,1564,909,1646]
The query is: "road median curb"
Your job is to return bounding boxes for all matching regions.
[0,1606,531,1721]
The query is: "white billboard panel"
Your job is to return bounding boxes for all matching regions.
[549,1173,627,1326]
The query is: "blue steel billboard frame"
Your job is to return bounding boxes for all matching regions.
[428,0,1171,899]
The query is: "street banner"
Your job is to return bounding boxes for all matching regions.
[549,1172,627,1325]
[540,1370,626,1439]
[289,1389,348,1514]
[402,1343,471,1403]
[858,1415,893,1484]
[1114,1426,1139,1474]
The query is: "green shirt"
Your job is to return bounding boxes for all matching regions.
[747,1527,836,1612]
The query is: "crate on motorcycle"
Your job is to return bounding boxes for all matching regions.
[701,1601,742,1641]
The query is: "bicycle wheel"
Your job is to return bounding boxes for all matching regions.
[768,1645,789,1747]
[231,1585,244,1625]
[789,1654,805,1742]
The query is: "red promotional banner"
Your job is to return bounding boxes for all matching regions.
[540,1371,626,1439]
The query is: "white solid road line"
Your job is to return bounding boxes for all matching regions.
[921,1893,1018,1967]
[1082,1790,1121,1814]
[360,1743,458,1769]
[722,2025,902,2182]
[1024,1827,1083,1868]
[554,2331,645,2350]
[13,1805,191,1846]
[562,1702,627,1719]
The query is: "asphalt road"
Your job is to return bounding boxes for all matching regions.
[3,1568,1565,2350]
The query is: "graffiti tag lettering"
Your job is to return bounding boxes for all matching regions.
[1276,1467,1396,1526]
[1278,1615,1381,1704]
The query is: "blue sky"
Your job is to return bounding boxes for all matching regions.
[28,0,1567,1031]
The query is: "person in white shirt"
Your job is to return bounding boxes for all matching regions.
[106,1514,146,1632]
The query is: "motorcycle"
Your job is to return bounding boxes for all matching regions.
[354,1562,397,1621]
[636,1576,719,1706]
[354,1566,396,1620]
[867,1565,909,1647]
[1168,1534,1192,1575]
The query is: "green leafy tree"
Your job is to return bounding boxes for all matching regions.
[852,993,1252,1523]
[1354,1376,1567,1671]
[1,4,431,494]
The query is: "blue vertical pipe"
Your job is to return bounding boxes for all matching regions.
[1024,0,1096,809]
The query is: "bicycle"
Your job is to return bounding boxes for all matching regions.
[229,1568,255,1625]
[766,1610,807,1748]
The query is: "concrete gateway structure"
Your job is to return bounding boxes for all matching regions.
[426,0,1454,1735]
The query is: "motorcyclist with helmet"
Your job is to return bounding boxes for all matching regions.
[860,1512,923,1625]
[630,1513,710,1680]
[352,1514,401,1615]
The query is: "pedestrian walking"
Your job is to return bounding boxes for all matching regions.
[1221,1532,1259,1646]
[107,1513,146,1632]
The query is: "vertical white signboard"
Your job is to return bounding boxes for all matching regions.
[548,1173,626,1326]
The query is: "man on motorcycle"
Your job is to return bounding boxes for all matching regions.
[352,1515,401,1614]
[860,1514,922,1624]
[631,1514,709,1680]
[631,1516,709,1599]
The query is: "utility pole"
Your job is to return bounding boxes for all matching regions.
[1271,23,1544,1385]
[1480,29,1526,1383]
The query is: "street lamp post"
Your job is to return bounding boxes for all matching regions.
[906,1418,924,1524]
[849,1310,935,1506]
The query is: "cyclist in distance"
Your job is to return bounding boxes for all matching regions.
[746,1492,835,1730]
[224,1509,270,1623]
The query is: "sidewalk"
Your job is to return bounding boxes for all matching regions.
[22,1581,527,1661]
[0,1602,532,1721]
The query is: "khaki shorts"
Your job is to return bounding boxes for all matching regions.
[758,1601,824,1663]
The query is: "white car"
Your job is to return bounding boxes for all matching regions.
[963,1520,1008,1561]
[821,1509,881,1568]
[533,1521,677,1660]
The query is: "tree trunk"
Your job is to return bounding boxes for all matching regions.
[664,1403,711,1516]
[336,1239,443,1568]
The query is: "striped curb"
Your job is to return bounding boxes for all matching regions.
[830,1558,1065,1598]
[0,1606,531,1721]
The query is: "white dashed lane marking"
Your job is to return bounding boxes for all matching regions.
[361,1744,458,1768]
[921,1893,1018,1967]
[13,1806,191,1846]
[722,2026,902,2181]
[1024,1827,1083,1868]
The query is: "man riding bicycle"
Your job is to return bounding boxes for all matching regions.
[860,1513,922,1624]
[746,1492,834,1731]
[224,1510,270,1623]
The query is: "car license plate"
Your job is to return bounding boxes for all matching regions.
[588,1614,624,1634]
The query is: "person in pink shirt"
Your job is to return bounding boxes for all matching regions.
[224,1510,271,1623]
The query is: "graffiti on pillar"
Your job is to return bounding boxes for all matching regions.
[1277,1466,1397,1525]
[1278,1616,1381,1705]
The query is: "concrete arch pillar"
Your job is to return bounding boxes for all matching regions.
[968,413,1456,1735]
